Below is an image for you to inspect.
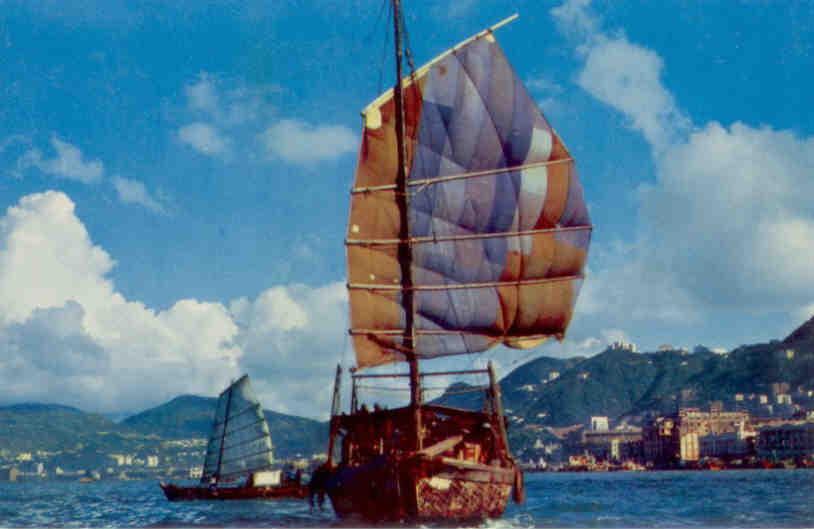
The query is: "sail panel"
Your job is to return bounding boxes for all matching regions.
[347,30,591,368]
[201,375,274,482]
[350,277,583,365]
[348,228,589,286]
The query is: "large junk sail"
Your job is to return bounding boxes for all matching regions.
[202,375,274,483]
[347,25,592,368]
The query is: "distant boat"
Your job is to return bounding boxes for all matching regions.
[313,0,591,523]
[160,375,307,501]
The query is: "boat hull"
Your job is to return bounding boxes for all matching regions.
[160,482,307,501]
[326,455,516,522]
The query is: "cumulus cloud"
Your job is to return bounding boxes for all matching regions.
[229,282,348,418]
[552,0,814,330]
[16,136,104,183]
[178,122,230,157]
[0,191,242,412]
[0,190,350,417]
[261,119,357,165]
[112,176,168,214]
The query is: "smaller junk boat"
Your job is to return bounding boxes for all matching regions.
[160,374,307,501]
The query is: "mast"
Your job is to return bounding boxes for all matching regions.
[391,0,423,450]
[327,364,342,466]
[214,383,234,481]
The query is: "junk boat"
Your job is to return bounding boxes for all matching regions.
[160,375,307,501]
[313,1,592,522]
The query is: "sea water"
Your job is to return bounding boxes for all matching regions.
[0,470,812,527]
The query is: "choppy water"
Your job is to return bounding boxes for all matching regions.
[0,470,812,527]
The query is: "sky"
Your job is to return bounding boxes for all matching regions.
[0,0,812,419]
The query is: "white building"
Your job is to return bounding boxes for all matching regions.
[590,416,610,432]
[610,340,637,352]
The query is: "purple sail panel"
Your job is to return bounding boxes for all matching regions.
[405,35,591,357]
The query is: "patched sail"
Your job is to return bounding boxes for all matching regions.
[201,375,274,482]
[346,26,592,369]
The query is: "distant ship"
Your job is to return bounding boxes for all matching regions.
[312,0,592,523]
[160,375,307,500]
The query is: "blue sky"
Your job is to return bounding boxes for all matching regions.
[0,0,812,418]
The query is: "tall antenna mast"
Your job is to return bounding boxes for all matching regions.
[391,0,422,450]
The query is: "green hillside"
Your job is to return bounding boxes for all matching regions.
[500,318,814,430]
[0,403,122,452]
[121,395,327,458]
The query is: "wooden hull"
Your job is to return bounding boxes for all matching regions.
[326,455,516,522]
[160,481,307,501]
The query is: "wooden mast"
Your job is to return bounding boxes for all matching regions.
[214,383,234,482]
[326,364,342,466]
[391,0,422,450]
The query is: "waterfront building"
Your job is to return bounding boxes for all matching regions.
[643,408,750,466]
[757,421,814,460]
[583,428,643,462]
[699,425,755,459]
[146,455,159,467]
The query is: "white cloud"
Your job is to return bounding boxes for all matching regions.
[16,136,104,183]
[185,74,220,115]
[112,176,168,214]
[229,282,347,418]
[576,36,689,153]
[0,189,351,417]
[184,73,279,127]
[178,122,230,156]
[177,74,354,168]
[552,0,814,329]
[0,191,241,412]
[261,119,357,165]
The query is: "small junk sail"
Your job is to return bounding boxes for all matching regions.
[201,375,274,482]
[347,29,592,368]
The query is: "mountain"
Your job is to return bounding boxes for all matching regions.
[785,315,814,344]
[498,318,814,436]
[122,395,326,458]
[0,403,119,452]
